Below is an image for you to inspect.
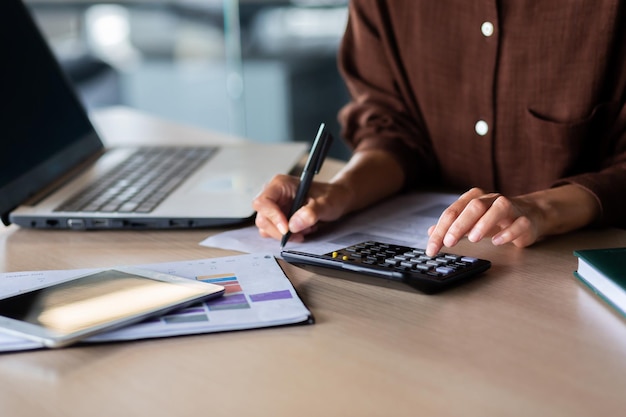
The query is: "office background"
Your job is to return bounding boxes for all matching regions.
[24,0,352,160]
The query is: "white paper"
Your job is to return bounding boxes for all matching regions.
[200,192,459,257]
[0,253,311,352]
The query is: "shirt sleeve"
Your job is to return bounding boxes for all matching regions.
[553,101,626,228]
[337,1,440,189]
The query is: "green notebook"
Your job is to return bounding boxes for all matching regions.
[573,247,626,318]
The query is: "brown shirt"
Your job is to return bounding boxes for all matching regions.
[337,0,626,227]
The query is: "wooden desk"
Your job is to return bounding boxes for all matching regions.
[1,108,625,417]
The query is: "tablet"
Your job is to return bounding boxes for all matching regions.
[0,267,225,348]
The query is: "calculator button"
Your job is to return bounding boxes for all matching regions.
[461,256,479,263]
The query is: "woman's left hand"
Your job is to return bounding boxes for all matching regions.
[425,185,600,256]
[425,188,542,256]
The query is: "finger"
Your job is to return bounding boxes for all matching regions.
[430,191,501,255]
[252,176,299,236]
[253,197,289,236]
[492,215,535,247]
[288,198,320,234]
[255,214,283,240]
[443,198,496,246]
[426,189,485,255]
[466,195,514,242]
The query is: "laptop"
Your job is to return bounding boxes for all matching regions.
[1,0,307,230]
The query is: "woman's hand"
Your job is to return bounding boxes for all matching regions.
[252,174,352,242]
[253,149,406,242]
[425,185,601,256]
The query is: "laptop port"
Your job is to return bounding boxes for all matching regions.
[169,219,193,227]
[66,219,85,229]
[92,219,110,228]
[46,219,59,228]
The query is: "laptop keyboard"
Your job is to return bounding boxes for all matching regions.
[55,146,217,214]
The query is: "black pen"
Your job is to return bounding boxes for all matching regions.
[280,123,333,249]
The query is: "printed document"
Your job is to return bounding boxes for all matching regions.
[201,192,459,257]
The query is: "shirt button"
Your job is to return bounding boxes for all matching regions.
[475,120,489,136]
[481,22,494,37]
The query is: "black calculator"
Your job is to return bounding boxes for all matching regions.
[281,240,491,293]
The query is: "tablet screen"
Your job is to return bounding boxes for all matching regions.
[0,268,224,346]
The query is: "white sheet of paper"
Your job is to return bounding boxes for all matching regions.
[200,192,459,257]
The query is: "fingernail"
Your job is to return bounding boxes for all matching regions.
[443,233,455,247]
[468,230,481,242]
[426,243,438,256]
[277,222,288,235]
[492,236,504,245]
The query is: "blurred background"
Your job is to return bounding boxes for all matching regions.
[24,0,351,160]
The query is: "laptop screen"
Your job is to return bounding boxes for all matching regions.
[0,0,103,224]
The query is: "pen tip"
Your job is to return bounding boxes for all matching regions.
[280,232,290,250]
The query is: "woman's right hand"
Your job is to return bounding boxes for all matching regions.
[252,174,353,242]
[253,149,406,242]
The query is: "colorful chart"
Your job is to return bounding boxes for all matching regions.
[160,271,297,323]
